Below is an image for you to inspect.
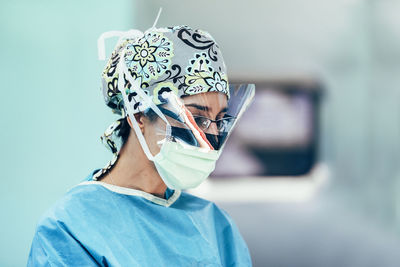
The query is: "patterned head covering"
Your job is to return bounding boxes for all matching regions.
[101,25,229,116]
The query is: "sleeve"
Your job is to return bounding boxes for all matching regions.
[216,208,253,267]
[27,219,98,267]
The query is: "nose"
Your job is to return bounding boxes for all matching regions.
[206,121,219,135]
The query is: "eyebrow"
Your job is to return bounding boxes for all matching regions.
[185,103,209,112]
[185,103,228,114]
[219,107,228,114]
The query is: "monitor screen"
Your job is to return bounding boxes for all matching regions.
[212,81,321,177]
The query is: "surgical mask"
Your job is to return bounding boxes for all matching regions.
[154,141,220,189]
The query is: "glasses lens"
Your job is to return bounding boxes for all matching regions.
[194,116,210,131]
[216,117,235,131]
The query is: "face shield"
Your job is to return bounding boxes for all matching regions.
[118,61,255,155]
[155,84,255,152]
[120,69,254,189]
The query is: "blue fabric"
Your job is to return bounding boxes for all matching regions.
[27,171,251,266]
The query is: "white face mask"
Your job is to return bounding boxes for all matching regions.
[153,141,220,190]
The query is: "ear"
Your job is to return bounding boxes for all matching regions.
[127,113,145,134]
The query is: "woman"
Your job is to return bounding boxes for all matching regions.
[28,25,254,266]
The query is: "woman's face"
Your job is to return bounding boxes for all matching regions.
[142,92,228,155]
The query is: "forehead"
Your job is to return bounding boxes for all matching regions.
[182,92,228,110]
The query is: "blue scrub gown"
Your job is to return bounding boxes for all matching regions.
[27,171,252,266]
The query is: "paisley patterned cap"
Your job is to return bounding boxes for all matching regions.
[101,25,229,116]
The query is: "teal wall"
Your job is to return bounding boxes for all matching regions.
[0,1,133,265]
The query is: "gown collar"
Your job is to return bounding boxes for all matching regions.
[76,171,181,207]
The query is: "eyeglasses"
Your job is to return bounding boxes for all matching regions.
[158,106,235,132]
[193,115,235,132]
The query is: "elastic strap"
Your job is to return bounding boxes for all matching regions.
[97,29,144,61]
[119,62,172,137]
[117,64,156,161]
[151,7,163,29]
[99,27,173,162]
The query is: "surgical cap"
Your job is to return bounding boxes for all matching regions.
[101,25,229,116]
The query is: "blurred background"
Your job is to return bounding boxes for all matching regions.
[1,0,400,266]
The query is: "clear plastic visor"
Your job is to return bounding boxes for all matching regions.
[145,84,255,153]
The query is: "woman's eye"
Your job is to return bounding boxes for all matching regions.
[194,117,208,128]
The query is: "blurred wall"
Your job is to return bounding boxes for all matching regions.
[0,1,134,266]
[134,0,400,229]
